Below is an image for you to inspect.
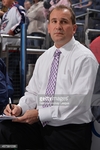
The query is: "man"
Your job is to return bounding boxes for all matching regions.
[0,0,25,50]
[0,5,98,150]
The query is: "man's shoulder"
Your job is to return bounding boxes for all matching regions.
[73,41,97,61]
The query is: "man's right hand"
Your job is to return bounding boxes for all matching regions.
[4,104,22,117]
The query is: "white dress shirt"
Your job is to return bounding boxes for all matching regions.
[18,37,98,126]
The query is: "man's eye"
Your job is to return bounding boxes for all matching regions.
[61,21,67,24]
[51,20,57,23]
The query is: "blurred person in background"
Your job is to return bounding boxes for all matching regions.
[24,0,32,12]
[0,0,26,81]
[26,0,47,83]
[44,0,72,19]
[79,0,92,8]
[73,0,92,8]
[27,0,47,48]
[73,0,93,16]
[0,0,26,51]
[49,0,72,10]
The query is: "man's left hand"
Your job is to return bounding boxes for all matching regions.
[12,109,39,124]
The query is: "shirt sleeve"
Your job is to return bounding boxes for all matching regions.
[18,59,40,114]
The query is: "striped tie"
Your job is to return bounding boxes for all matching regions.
[42,49,61,126]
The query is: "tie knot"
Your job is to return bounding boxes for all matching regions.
[54,49,61,57]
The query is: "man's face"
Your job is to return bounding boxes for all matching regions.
[24,1,31,10]
[48,9,77,48]
[2,0,13,7]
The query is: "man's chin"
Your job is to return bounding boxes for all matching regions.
[54,37,64,42]
[54,40,65,46]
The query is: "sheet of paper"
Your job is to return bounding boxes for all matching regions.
[0,114,16,121]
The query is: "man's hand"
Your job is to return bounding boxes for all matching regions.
[4,104,22,117]
[7,30,14,36]
[13,109,39,124]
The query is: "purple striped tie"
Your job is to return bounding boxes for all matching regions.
[42,49,61,126]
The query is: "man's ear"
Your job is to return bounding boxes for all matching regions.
[73,24,77,34]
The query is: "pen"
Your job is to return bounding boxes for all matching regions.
[9,98,12,110]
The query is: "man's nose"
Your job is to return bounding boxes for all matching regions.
[55,22,62,29]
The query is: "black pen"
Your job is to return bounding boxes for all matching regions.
[9,98,12,110]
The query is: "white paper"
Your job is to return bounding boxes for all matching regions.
[0,114,16,121]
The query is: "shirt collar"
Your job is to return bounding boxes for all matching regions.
[54,36,76,56]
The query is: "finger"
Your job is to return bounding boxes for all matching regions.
[11,106,21,116]
[4,106,12,116]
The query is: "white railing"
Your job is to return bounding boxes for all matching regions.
[0,33,46,56]
[0,34,46,70]
[84,8,100,31]
[85,29,100,47]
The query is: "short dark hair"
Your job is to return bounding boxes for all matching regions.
[48,5,76,25]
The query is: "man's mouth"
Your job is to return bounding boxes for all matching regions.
[54,32,63,35]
